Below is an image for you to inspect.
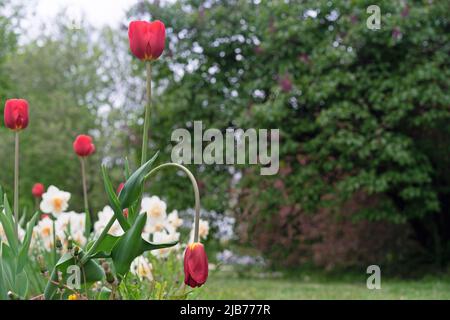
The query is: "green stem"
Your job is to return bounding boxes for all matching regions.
[145,163,201,242]
[141,61,152,166]
[13,132,19,239]
[83,162,201,263]
[80,157,92,235]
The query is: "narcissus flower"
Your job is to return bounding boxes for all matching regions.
[131,256,154,281]
[40,185,71,217]
[184,242,208,288]
[32,183,45,198]
[73,134,95,157]
[128,20,165,61]
[4,99,29,131]
[140,196,168,233]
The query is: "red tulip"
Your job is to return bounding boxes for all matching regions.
[128,20,165,61]
[4,99,29,131]
[73,134,95,157]
[184,242,208,288]
[32,183,45,198]
[117,182,125,195]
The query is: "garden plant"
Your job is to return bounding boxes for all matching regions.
[0,19,208,300]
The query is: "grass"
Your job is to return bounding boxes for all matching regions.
[195,271,450,300]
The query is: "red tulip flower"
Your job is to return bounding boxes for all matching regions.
[73,134,95,157]
[32,183,45,198]
[184,242,208,288]
[4,99,29,131]
[128,20,165,61]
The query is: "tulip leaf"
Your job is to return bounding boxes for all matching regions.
[118,151,159,210]
[102,165,130,231]
[0,195,19,254]
[17,211,40,273]
[111,213,148,276]
[86,234,121,259]
[44,251,105,300]
[141,239,179,252]
[111,213,178,277]
[0,243,15,293]
[124,157,131,179]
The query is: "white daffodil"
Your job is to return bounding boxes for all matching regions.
[151,230,180,259]
[94,206,124,237]
[56,212,87,246]
[130,256,154,281]
[140,196,168,233]
[32,216,55,251]
[167,210,183,229]
[40,185,71,217]
[190,219,210,242]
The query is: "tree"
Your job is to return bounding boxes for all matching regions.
[0,16,110,215]
[129,0,450,267]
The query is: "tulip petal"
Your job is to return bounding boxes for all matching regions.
[148,20,165,59]
[187,243,208,285]
[129,21,152,60]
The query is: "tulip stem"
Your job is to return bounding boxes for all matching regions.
[13,132,19,239]
[141,61,152,166]
[145,163,201,243]
[80,157,92,237]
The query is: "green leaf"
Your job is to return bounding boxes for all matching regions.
[0,195,19,254]
[102,165,130,231]
[111,213,178,277]
[111,213,148,276]
[0,243,16,296]
[97,287,112,300]
[124,157,131,180]
[17,211,40,273]
[44,251,105,300]
[15,271,28,298]
[86,234,121,259]
[118,151,159,210]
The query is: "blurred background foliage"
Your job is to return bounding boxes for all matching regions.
[0,0,449,273]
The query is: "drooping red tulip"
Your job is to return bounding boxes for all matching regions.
[73,134,95,157]
[32,183,45,198]
[128,20,165,61]
[4,99,29,131]
[184,242,208,288]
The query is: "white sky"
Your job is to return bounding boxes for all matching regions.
[34,0,138,28]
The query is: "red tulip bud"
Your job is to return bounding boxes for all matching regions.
[32,183,45,198]
[128,20,165,61]
[73,134,95,157]
[4,99,29,131]
[184,242,208,288]
[117,182,125,195]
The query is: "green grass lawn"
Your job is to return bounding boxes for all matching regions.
[195,272,450,300]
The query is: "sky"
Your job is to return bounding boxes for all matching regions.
[33,0,138,28]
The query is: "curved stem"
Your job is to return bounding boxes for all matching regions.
[141,61,152,166]
[145,163,201,242]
